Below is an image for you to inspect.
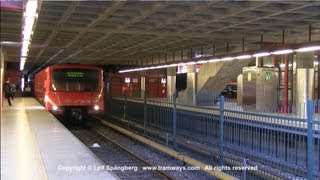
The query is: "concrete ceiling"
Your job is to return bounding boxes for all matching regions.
[1,1,320,72]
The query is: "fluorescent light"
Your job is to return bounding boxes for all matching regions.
[295,45,320,52]
[0,41,20,45]
[21,49,28,57]
[20,0,39,71]
[168,63,178,67]
[208,58,220,63]
[196,60,208,64]
[25,1,38,17]
[157,65,166,69]
[22,39,30,45]
[24,17,35,34]
[315,61,319,66]
[271,49,293,55]
[235,55,252,59]
[221,56,235,61]
[20,60,26,70]
[252,52,271,57]
[22,43,29,52]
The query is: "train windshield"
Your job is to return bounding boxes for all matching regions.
[52,69,100,92]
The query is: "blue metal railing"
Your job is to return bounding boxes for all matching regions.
[106,91,320,179]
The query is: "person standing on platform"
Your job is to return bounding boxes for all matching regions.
[4,79,13,106]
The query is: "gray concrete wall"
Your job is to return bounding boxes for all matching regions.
[198,58,252,94]
[197,61,224,92]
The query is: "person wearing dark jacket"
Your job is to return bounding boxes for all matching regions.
[4,80,13,106]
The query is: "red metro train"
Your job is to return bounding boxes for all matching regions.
[34,64,104,121]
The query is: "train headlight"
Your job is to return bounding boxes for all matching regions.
[52,105,58,111]
[94,105,99,110]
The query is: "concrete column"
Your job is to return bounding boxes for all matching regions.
[237,74,243,105]
[0,48,5,114]
[140,71,146,98]
[140,76,146,98]
[179,64,197,105]
[295,52,314,117]
[186,64,197,105]
[255,56,263,67]
[166,67,176,100]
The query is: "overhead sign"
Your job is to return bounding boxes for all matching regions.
[177,64,202,74]
[125,77,130,83]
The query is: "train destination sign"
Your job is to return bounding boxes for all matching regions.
[67,71,85,78]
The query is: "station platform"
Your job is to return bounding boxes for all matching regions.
[1,97,118,180]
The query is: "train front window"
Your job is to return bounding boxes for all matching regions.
[52,69,100,92]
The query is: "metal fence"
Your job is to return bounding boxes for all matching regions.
[106,91,319,179]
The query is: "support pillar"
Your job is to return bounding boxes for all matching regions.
[166,67,176,101]
[0,48,4,112]
[177,64,197,105]
[140,71,147,98]
[186,64,197,105]
[255,56,263,67]
[295,52,314,117]
[237,74,243,105]
[284,54,288,113]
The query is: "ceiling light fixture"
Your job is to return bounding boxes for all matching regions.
[271,49,293,55]
[252,52,271,57]
[19,0,39,71]
[235,54,252,60]
[196,60,208,64]
[295,45,320,52]
[208,58,220,63]
[118,43,319,73]
[220,56,235,61]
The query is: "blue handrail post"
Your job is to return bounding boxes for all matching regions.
[124,90,127,121]
[307,100,314,180]
[173,91,177,149]
[219,95,225,166]
[143,90,147,137]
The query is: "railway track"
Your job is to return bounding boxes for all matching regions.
[70,126,173,180]
[69,118,218,180]
[95,114,301,179]
[90,127,173,180]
